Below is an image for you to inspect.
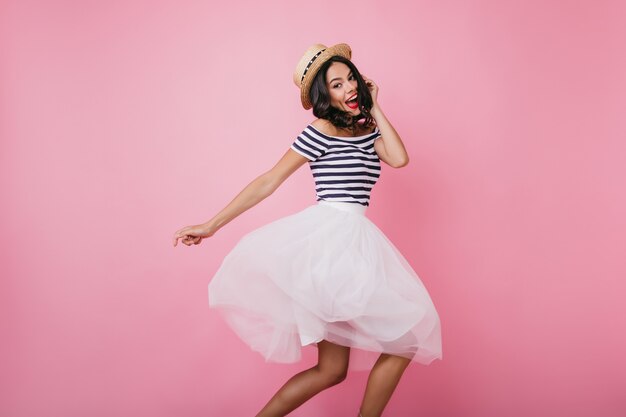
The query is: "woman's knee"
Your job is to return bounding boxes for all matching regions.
[316,364,348,386]
[316,340,350,386]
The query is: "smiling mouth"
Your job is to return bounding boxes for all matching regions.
[345,95,358,109]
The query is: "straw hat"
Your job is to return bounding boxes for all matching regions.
[293,43,352,110]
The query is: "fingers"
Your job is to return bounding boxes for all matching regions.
[182,235,199,246]
[173,229,187,246]
[173,227,193,247]
[173,225,205,247]
[174,233,202,247]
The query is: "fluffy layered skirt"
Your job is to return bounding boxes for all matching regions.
[208,201,442,371]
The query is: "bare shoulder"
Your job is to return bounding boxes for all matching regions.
[310,118,330,131]
[309,118,338,136]
[309,118,377,136]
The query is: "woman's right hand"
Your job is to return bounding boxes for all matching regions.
[172,223,216,247]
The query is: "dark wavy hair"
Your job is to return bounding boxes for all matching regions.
[309,55,375,130]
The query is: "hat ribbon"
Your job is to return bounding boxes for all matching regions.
[300,48,326,85]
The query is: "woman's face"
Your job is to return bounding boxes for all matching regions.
[325,62,360,115]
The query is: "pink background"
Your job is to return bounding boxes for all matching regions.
[2,0,625,416]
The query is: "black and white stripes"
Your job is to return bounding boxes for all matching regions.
[290,124,382,206]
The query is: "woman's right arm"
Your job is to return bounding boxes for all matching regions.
[173,149,309,247]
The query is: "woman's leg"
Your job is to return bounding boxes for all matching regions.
[358,353,412,417]
[255,340,351,417]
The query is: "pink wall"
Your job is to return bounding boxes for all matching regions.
[2,0,625,416]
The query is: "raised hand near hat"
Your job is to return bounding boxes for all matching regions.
[361,74,379,108]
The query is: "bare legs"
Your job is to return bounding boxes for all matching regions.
[255,340,412,417]
[358,353,412,417]
[255,340,350,417]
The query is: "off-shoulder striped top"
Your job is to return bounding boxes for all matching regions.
[290,123,382,206]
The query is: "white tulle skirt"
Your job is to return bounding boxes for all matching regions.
[208,200,442,371]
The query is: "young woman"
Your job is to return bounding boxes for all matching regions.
[173,43,442,417]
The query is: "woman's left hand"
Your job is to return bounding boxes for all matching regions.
[361,74,379,106]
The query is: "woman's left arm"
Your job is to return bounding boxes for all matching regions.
[362,75,410,168]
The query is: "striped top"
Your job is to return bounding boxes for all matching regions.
[290,123,382,206]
